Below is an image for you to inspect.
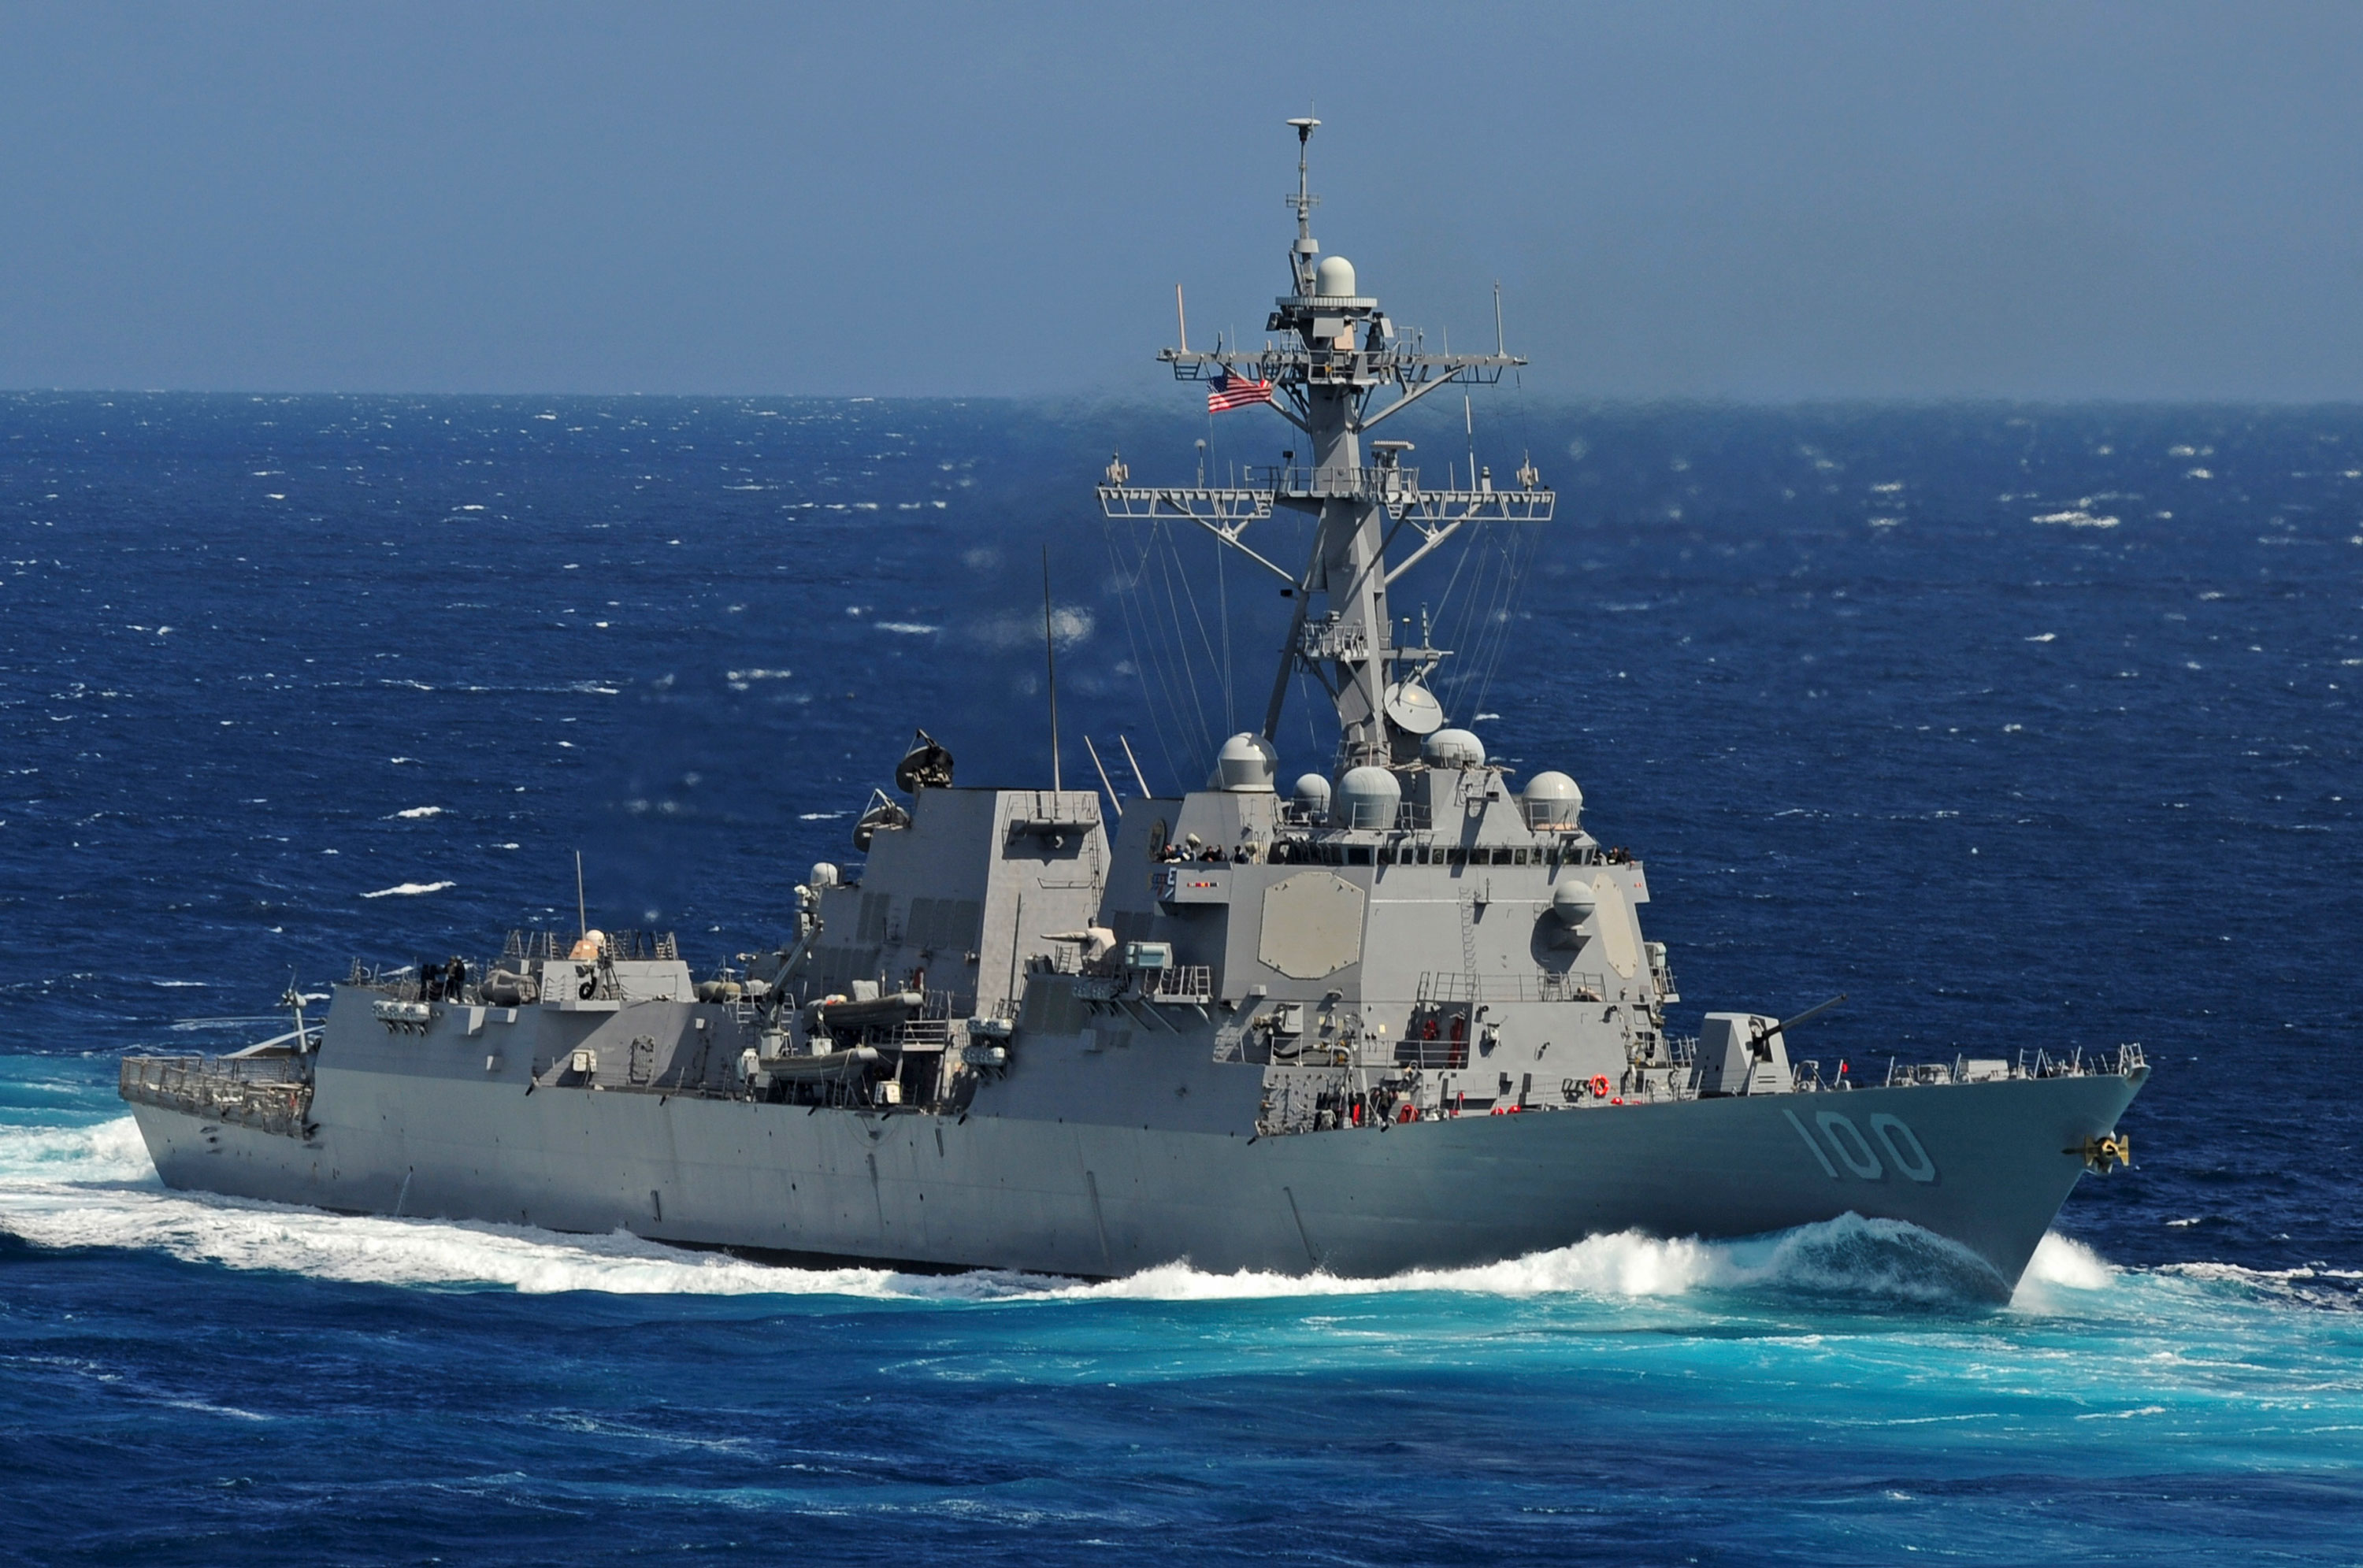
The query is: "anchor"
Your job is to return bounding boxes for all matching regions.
[2067,1132,2132,1173]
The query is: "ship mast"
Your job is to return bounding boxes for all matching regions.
[1100,118,1552,770]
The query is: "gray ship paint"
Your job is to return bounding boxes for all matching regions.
[122,123,2142,1297]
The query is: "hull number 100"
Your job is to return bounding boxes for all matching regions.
[1782,1109,1938,1184]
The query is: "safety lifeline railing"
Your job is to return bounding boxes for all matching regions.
[1143,965,1213,1004]
[119,1054,313,1139]
[1415,971,1608,1006]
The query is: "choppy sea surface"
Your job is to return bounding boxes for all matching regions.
[2,392,2358,1564]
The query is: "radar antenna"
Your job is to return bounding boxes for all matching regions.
[1101,120,1554,770]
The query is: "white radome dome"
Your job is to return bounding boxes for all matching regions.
[1215,732,1278,791]
[1334,765,1401,829]
[1423,728,1486,769]
[1552,880,1597,926]
[1523,771,1583,828]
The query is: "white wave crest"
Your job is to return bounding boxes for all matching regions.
[1041,1229,1734,1303]
[2001,1232,2118,1314]
[2154,1259,2363,1312]
[0,1114,159,1187]
[2022,1232,2115,1290]
[359,880,455,899]
[388,806,444,819]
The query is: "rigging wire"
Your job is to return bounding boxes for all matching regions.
[1217,521,1235,736]
[1105,387,1547,777]
[1153,520,1229,755]
[1104,517,1207,789]
[1296,669,1329,770]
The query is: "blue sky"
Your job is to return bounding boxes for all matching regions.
[5,2,2361,400]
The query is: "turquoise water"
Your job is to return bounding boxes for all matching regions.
[2,395,2359,1562]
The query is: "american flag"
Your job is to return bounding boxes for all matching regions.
[1206,370,1275,413]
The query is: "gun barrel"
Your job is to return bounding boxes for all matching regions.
[1767,992,1848,1039]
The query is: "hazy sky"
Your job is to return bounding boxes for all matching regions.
[5,2,2361,401]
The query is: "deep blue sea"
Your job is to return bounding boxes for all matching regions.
[2,392,2358,1564]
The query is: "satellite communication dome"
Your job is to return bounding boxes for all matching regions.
[1523,771,1583,829]
[1216,732,1278,792]
[1315,255,1357,298]
[1292,773,1332,818]
[1334,765,1401,829]
[1423,728,1486,769]
[1552,880,1597,926]
[809,862,840,888]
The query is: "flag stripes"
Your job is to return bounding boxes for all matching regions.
[1207,372,1275,413]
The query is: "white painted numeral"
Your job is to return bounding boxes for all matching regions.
[1816,1112,1886,1179]
[1869,1114,1938,1183]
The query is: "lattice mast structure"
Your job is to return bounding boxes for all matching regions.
[1100,118,1554,771]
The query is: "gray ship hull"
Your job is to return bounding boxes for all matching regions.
[129,1053,2143,1295]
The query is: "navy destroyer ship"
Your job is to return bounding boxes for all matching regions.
[121,122,2142,1296]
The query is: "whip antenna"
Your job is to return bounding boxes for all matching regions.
[1465,394,1477,494]
[1084,736,1123,820]
[1042,547,1063,791]
[1118,732,1156,799]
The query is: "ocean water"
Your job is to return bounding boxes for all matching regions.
[2,392,2358,1563]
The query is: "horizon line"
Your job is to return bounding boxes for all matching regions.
[8,387,2363,412]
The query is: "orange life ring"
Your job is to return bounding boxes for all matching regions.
[1589,1074,1612,1099]
[1397,1103,1418,1124]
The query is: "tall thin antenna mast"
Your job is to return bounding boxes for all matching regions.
[1175,284,1189,354]
[1285,116,1321,295]
[1083,736,1124,820]
[1041,547,1063,792]
[1493,282,1505,356]
[1118,732,1156,799]
[1099,119,1552,769]
[1465,394,1477,490]
[574,851,586,939]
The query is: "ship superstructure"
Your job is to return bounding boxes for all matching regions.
[121,123,2142,1296]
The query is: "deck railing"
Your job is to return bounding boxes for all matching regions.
[119,1054,312,1139]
